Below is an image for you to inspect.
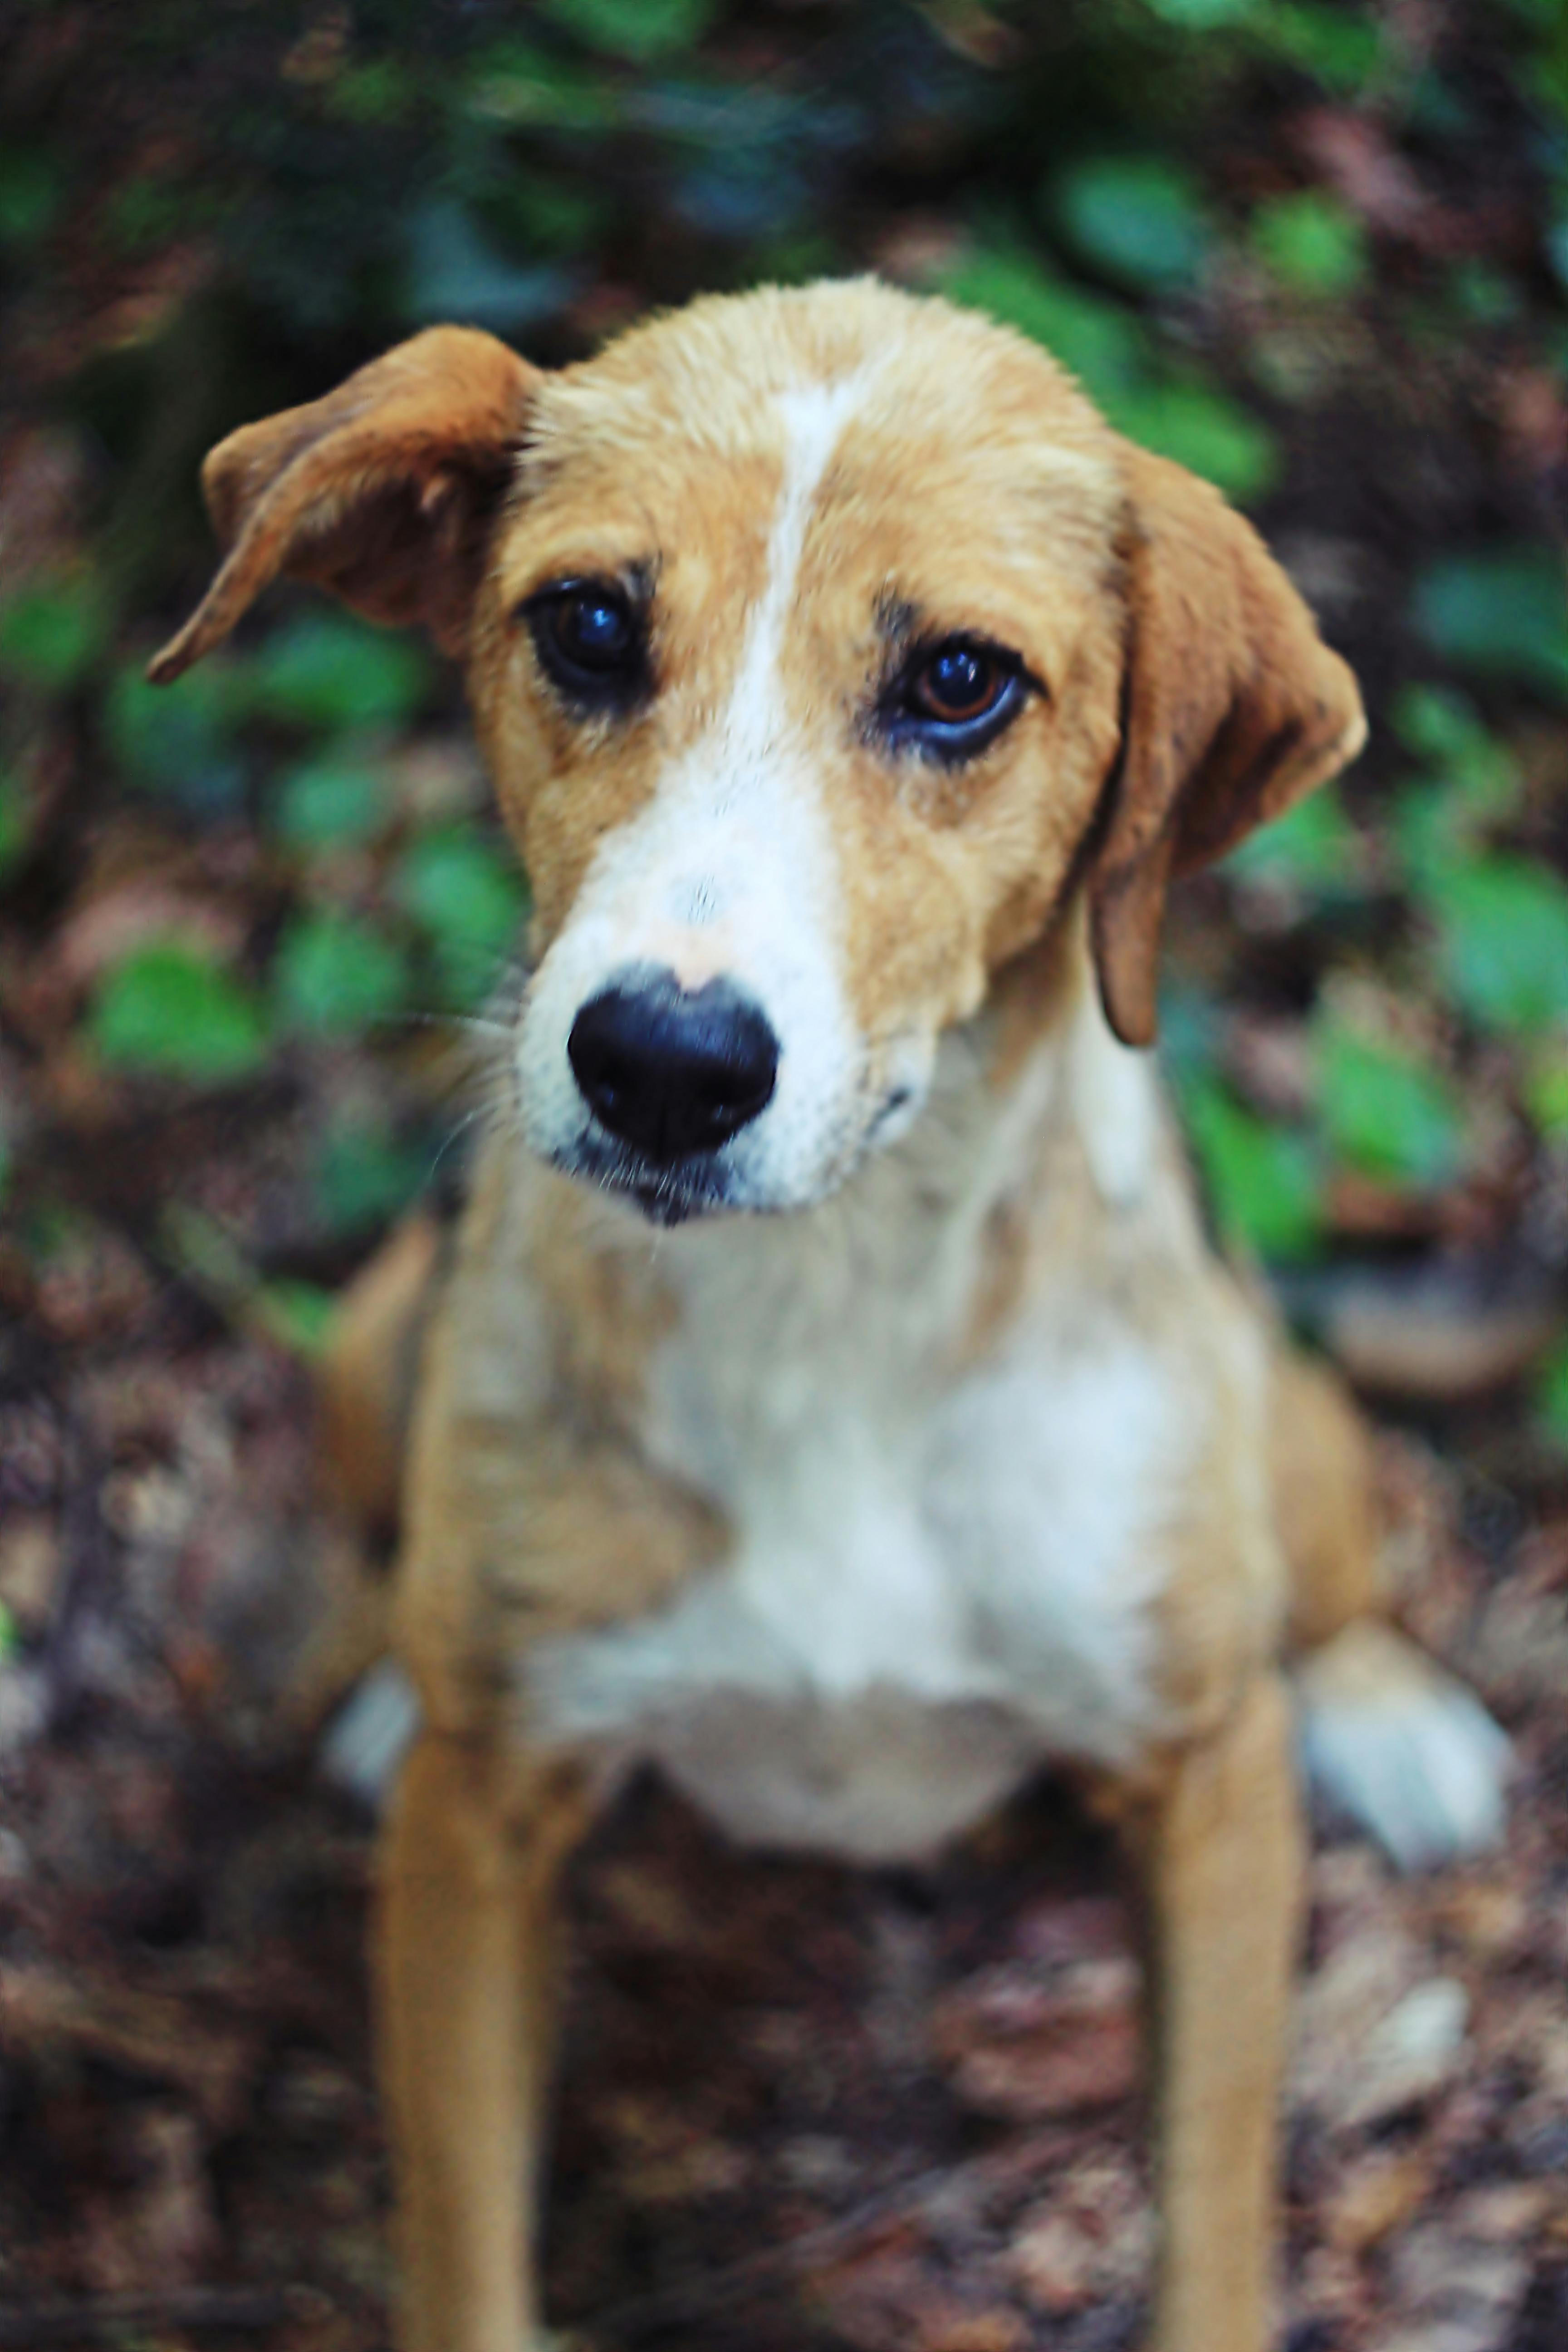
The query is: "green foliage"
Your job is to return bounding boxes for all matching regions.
[252,1278,338,1357]
[1250,191,1370,298]
[1524,1043,1568,1141]
[945,245,1144,404]
[0,147,62,248]
[270,753,390,852]
[405,200,576,332]
[250,614,432,733]
[1387,686,1524,895]
[946,243,1278,501]
[1105,377,1279,502]
[273,909,412,1039]
[90,945,270,1083]
[539,0,718,63]
[1532,1334,1568,1455]
[1388,682,1506,775]
[1183,1072,1322,1258]
[1315,1020,1465,1189]
[1412,548,1568,699]
[466,40,622,132]
[1048,157,1211,293]
[106,662,245,807]
[1427,858,1568,1035]
[314,1116,429,1236]
[0,580,108,695]
[1224,785,1365,897]
[1256,3,1383,93]
[0,778,32,884]
[1142,0,1255,27]
[394,825,528,1008]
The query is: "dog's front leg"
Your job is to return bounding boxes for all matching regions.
[377,1727,591,2352]
[1124,1671,1304,2352]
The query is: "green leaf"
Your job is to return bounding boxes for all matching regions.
[467,41,620,131]
[90,945,270,1083]
[1387,682,1490,767]
[251,614,431,732]
[314,1117,428,1236]
[1532,1334,1568,1455]
[1447,259,1522,327]
[1250,191,1370,298]
[404,201,574,334]
[944,246,1145,405]
[1428,857,1568,1034]
[274,910,412,1039]
[0,582,107,694]
[1106,377,1280,503]
[270,754,388,852]
[1412,547,1568,698]
[106,661,244,802]
[0,149,62,248]
[253,1279,338,1357]
[539,0,716,62]
[1143,0,1258,25]
[1182,1074,1322,1259]
[1254,3,1383,94]
[1316,1021,1465,1189]
[1049,157,1212,293]
[1224,785,1364,894]
[0,776,32,883]
[0,1599,18,1666]
[1524,1042,1568,1141]
[480,169,612,261]
[394,826,527,1008]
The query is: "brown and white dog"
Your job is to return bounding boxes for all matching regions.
[152,279,1509,2352]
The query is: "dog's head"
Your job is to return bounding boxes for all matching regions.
[153,280,1362,1223]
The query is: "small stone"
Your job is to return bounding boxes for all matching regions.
[0,1513,59,1635]
[1340,1978,1470,2128]
[1322,2150,1432,2251]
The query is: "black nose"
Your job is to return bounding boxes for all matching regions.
[568,972,779,1164]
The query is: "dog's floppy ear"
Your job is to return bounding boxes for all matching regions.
[1089,444,1365,1048]
[148,327,539,685]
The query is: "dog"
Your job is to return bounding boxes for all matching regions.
[151,279,1510,2352]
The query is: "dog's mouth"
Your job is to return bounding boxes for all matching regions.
[553,1131,738,1227]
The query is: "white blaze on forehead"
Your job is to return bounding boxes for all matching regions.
[721,371,877,763]
[514,364,895,1210]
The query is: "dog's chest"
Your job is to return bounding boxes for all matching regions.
[526,1122,1200,1862]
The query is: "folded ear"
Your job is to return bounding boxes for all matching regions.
[1090,444,1365,1048]
[147,327,539,685]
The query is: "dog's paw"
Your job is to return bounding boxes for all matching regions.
[1294,1621,1510,1872]
[318,1659,421,1808]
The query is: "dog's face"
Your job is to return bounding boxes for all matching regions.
[152,281,1364,1225]
[471,295,1128,1219]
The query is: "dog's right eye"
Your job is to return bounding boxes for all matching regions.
[524,579,647,712]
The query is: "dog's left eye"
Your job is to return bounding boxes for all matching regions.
[524,578,647,711]
[911,643,1006,724]
[883,636,1028,763]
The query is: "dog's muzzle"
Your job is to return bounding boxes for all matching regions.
[567,967,779,1165]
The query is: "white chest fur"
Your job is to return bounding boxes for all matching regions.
[526,995,1205,1862]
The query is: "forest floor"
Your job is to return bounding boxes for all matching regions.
[3,1250,1568,2352]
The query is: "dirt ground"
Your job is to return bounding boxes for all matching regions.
[3,1298,1568,2352]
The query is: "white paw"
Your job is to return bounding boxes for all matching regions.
[318,1659,421,1808]
[1295,1622,1510,1872]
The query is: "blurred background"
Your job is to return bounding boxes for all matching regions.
[2,3,1568,2347]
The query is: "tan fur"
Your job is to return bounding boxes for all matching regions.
[151,280,1465,2352]
[318,1210,445,1538]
